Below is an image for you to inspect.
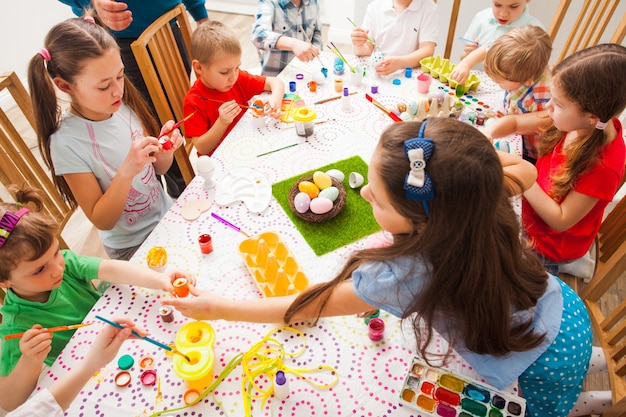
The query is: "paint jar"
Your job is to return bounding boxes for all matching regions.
[417,73,432,94]
[404,67,413,78]
[159,306,175,323]
[308,80,317,92]
[292,106,316,137]
[289,81,296,92]
[173,322,216,391]
[334,78,343,93]
[476,111,486,126]
[173,277,190,297]
[198,234,213,254]
[371,84,379,94]
[368,317,385,341]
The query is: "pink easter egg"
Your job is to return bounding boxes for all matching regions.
[309,197,334,214]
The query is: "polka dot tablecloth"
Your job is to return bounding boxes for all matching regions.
[37,54,522,417]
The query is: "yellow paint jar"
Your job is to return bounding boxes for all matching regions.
[173,322,216,391]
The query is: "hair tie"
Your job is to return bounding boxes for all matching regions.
[37,48,51,62]
[404,120,435,217]
[596,120,608,130]
[0,207,30,249]
[83,16,95,23]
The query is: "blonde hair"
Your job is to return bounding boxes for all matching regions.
[191,20,242,65]
[485,25,552,83]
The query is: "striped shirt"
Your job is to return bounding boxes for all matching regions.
[251,0,323,76]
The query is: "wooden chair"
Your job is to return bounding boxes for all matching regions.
[577,195,626,416]
[0,72,75,250]
[434,0,462,59]
[130,4,196,185]
[547,0,626,63]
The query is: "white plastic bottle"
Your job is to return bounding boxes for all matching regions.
[274,370,290,399]
[341,87,351,111]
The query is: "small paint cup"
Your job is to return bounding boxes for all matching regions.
[334,78,343,93]
[198,234,213,254]
[417,73,432,94]
[308,80,317,92]
[349,172,364,189]
[289,81,296,92]
[405,67,413,78]
[368,317,385,341]
[371,84,379,94]
[159,306,175,323]
[173,277,190,297]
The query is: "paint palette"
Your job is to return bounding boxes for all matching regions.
[399,357,526,417]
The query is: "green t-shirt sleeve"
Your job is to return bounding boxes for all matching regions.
[62,250,102,284]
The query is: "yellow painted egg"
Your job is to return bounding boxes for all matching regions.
[310,197,334,214]
[312,171,332,190]
[298,181,320,199]
[319,186,339,202]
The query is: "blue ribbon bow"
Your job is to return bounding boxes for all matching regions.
[403,121,434,216]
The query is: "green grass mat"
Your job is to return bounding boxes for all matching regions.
[272,156,381,256]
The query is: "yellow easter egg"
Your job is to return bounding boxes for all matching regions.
[312,171,332,190]
[298,181,320,199]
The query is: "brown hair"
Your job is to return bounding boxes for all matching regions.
[285,119,548,359]
[0,184,58,282]
[27,12,160,209]
[485,25,552,83]
[538,43,626,199]
[191,20,242,65]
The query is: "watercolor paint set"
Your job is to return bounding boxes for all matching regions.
[399,357,526,417]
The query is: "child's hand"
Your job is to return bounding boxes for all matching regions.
[450,62,471,86]
[350,27,370,47]
[19,325,52,365]
[375,57,402,76]
[157,121,184,153]
[460,39,479,60]
[84,317,138,373]
[160,285,222,320]
[267,98,283,119]
[121,136,160,177]
[164,270,196,295]
[217,100,242,125]
[292,40,320,62]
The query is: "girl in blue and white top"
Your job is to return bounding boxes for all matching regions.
[164,118,592,416]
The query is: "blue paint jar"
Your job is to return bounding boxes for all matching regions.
[289,81,296,92]
[404,67,413,78]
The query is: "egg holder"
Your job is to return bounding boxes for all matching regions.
[399,357,526,417]
[238,231,309,297]
[288,176,346,223]
[419,56,481,91]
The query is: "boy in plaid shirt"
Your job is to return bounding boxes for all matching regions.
[485,25,552,163]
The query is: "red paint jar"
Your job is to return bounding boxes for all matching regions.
[198,234,213,254]
[368,317,385,341]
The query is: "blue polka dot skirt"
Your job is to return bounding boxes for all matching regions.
[519,278,592,416]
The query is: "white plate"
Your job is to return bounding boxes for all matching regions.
[214,167,272,213]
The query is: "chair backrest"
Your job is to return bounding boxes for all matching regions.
[579,195,626,416]
[130,4,195,184]
[547,0,626,63]
[434,0,462,59]
[0,72,74,249]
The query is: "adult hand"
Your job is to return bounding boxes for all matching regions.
[93,0,133,31]
[19,325,52,365]
[292,40,320,63]
[217,100,242,125]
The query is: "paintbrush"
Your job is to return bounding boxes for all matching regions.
[458,37,482,47]
[300,25,326,68]
[210,212,250,237]
[3,322,92,340]
[158,112,195,140]
[364,94,402,122]
[346,17,377,48]
[314,91,357,105]
[95,315,191,362]
[328,42,356,73]
[199,97,253,109]
[256,142,300,157]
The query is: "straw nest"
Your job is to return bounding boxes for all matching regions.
[288,176,346,223]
